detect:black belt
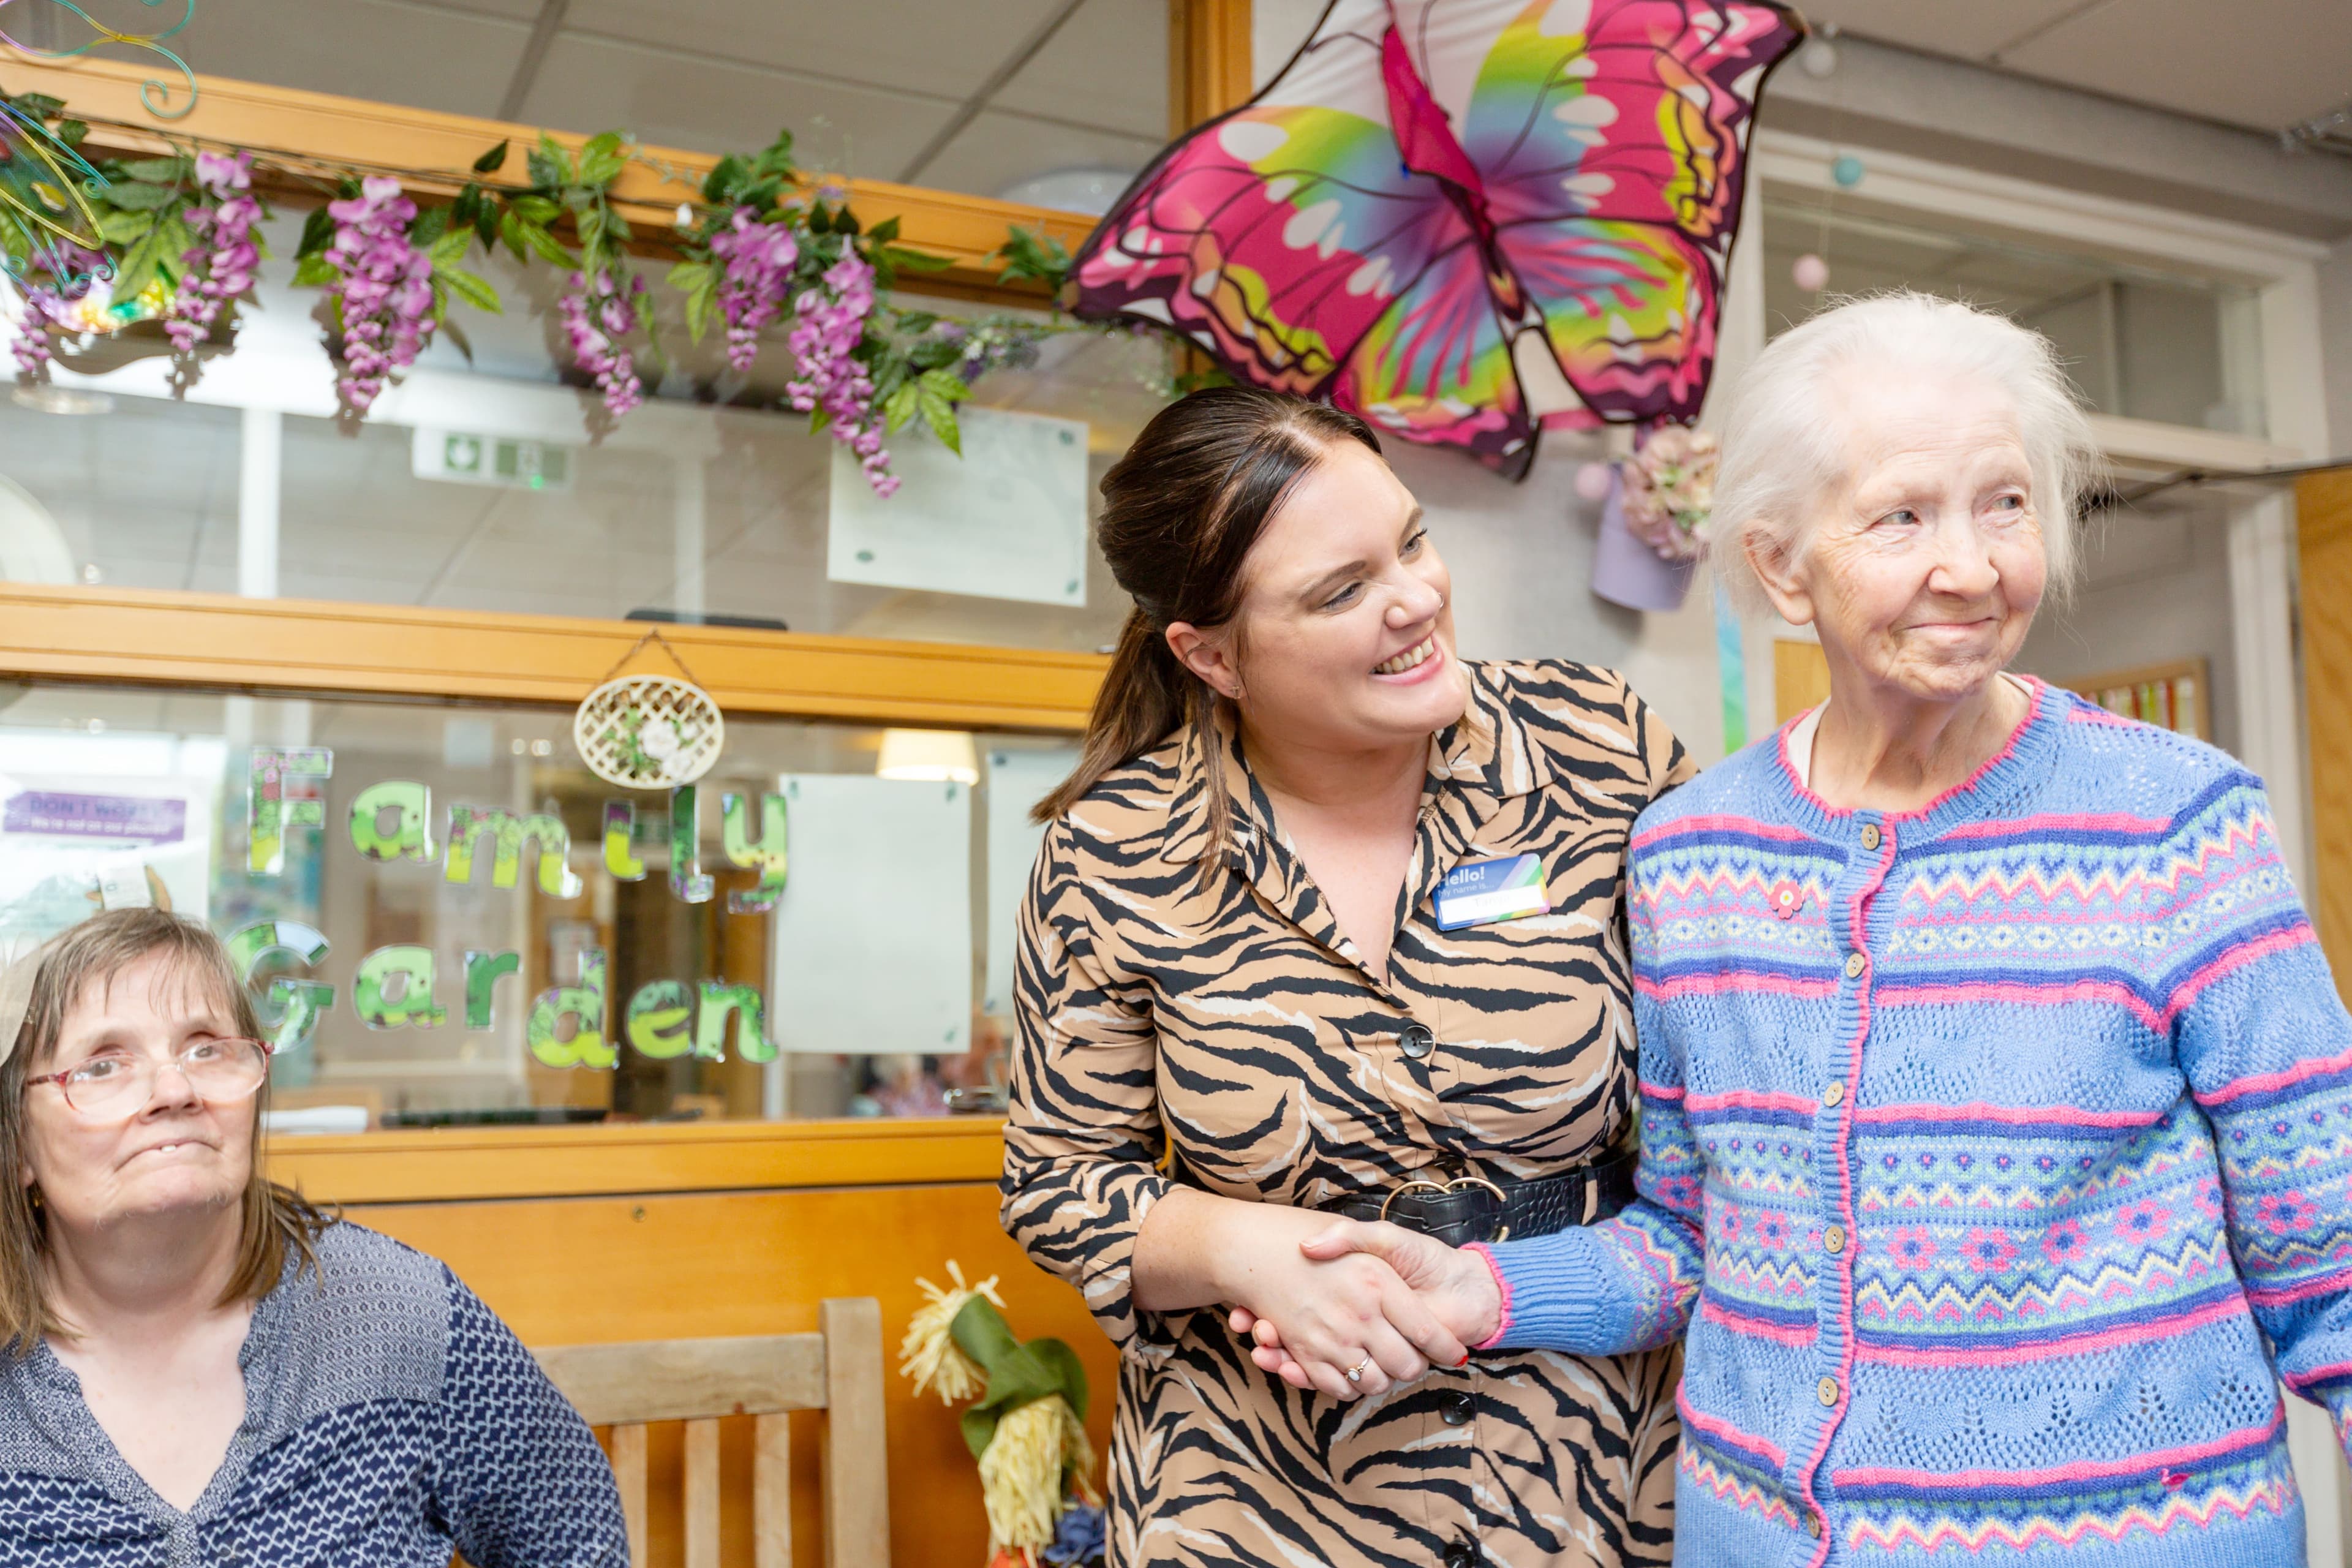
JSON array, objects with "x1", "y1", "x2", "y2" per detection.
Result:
[{"x1": 1321, "y1": 1149, "x2": 1638, "y2": 1248}]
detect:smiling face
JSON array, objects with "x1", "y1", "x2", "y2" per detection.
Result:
[
  {"x1": 1172, "y1": 439, "x2": 1465, "y2": 752},
  {"x1": 18, "y1": 951, "x2": 255, "y2": 1234},
  {"x1": 1759, "y1": 367, "x2": 2047, "y2": 704}
]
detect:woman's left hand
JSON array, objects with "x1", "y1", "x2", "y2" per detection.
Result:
[{"x1": 1229, "y1": 1219, "x2": 1503, "y2": 1387}]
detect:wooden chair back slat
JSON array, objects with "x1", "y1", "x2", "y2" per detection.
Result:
[
  {"x1": 683, "y1": 1418, "x2": 722, "y2": 1568},
  {"x1": 753, "y1": 1414, "x2": 792, "y2": 1568},
  {"x1": 610, "y1": 1423, "x2": 650, "y2": 1567},
  {"x1": 532, "y1": 1298, "x2": 889, "y2": 1568}
]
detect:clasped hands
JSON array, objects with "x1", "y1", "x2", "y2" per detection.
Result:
[{"x1": 1223, "y1": 1213, "x2": 1503, "y2": 1401}]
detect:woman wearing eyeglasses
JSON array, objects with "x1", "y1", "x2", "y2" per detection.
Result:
[{"x1": 0, "y1": 907, "x2": 625, "y2": 1567}]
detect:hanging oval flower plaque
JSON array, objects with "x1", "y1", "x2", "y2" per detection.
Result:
[{"x1": 573, "y1": 674, "x2": 724, "y2": 790}]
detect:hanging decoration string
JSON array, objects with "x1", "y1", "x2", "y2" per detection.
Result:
[{"x1": 0, "y1": 0, "x2": 200, "y2": 119}]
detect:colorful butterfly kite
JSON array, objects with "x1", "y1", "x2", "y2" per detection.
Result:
[{"x1": 1072, "y1": 0, "x2": 1800, "y2": 475}]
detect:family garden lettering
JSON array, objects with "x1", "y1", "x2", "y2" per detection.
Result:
[{"x1": 236, "y1": 748, "x2": 789, "y2": 1070}]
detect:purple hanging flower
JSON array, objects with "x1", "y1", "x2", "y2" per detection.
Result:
[
  {"x1": 325, "y1": 175, "x2": 437, "y2": 415},
  {"x1": 165, "y1": 149, "x2": 263, "y2": 359},
  {"x1": 11, "y1": 284, "x2": 59, "y2": 383},
  {"x1": 785, "y1": 251, "x2": 896, "y2": 496},
  {"x1": 559, "y1": 267, "x2": 646, "y2": 418},
  {"x1": 707, "y1": 205, "x2": 799, "y2": 372}
]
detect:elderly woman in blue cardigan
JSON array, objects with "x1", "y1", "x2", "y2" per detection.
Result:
[{"x1": 1237, "y1": 292, "x2": 2352, "y2": 1566}]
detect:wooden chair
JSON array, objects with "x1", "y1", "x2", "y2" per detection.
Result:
[{"x1": 533, "y1": 1298, "x2": 891, "y2": 1568}]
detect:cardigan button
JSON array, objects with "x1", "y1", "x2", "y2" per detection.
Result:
[
  {"x1": 1806, "y1": 1514, "x2": 1823, "y2": 1539},
  {"x1": 1861, "y1": 823, "x2": 1882, "y2": 851},
  {"x1": 1825, "y1": 1224, "x2": 1847, "y2": 1254},
  {"x1": 1817, "y1": 1376, "x2": 1840, "y2": 1406},
  {"x1": 1401, "y1": 1023, "x2": 1436, "y2": 1060},
  {"x1": 1822, "y1": 1081, "x2": 1845, "y2": 1109},
  {"x1": 1844, "y1": 952, "x2": 1866, "y2": 979}
]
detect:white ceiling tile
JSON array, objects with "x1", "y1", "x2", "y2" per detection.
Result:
[
  {"x1": 180, "y1": 0, "x2": 530, "y2": 117},
  {"x1": 518, "y1": 32, "x2": 957, "y2": 180},
  {"x1": 1996, "y1": 0, "x2": 2352, "y2": 132},
  {"x1": 991, "y1": 0, "x2": 1169, "y2": 141},
  {"x1": 557, "y1": 0, "x2": 1065, "y2": 103},
  {"x1": 917, "y1": 107, "x2": 1161, "y2": 206}
]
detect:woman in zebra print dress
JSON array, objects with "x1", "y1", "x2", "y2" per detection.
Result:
[{"x1": 1001, "y1": 388, "x2": 1692, "y2": 1568}]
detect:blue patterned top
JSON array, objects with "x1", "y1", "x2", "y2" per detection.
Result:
[
  {"x1": 1477, "y1": 680, "x2": 2352, "y2": 1566},
  {"x1": 0, "y1": 1220, "x2": 625, "y2": 1567}
]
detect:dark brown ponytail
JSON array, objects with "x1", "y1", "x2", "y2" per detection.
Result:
[{"x1": 1035, "y1": 386, "x2": 1382, "y2": 832}]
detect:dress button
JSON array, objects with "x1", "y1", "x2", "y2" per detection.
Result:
[
  {"x1": 1844, "y1": 951, "x2": 1866, "y2": 979},
  {"x1": 1442, "y1": 1392, "x2": 1475, "y2": 1427},
  {"x1": 1817, "y1": 1375, "x2": 1840, "y2": 1406},
  {"x1": 1822, "y1": 1080, "x2": 1845, "y2": 1108},
  {"x1": 1861, "y1": 823, "x2": 1882, "y2": 851},
  {"x1": 1444, "y1": 1544, "x2": 1477, "y2": 1568},
  {"x1": 1825, "y1": 1224, "x2": 1847, "y2": 1254},
  {"x1": 1806, "y1": 1513, "x2": 1823, "y2": 1539},
  {"x1": 1401, "y1": 1023, "x2": 1436, "y2": 1060}
]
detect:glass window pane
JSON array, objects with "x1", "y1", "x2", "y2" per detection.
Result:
[
  {"x1": 1760, "y1": 190, "x2": 2267, "y2": 436},
  {"x1": 0, "y1": 683, "x2": 1077, "y2": 1128},
  {"x1": 0, "y1": 208, "x2": 1169, "y2": 649}
]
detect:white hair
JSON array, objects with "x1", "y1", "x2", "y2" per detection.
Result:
[{"x1": 1708, "y1": 291, "x2": 2101, "y2": 616}]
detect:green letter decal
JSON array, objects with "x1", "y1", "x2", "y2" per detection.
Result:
[
  {"x1": 603, "y1": 800, "x2": 649, "y2": 881},
  {"x1": 462, "y1": 949, "x2": 522, "y2": 1030},
  {"x1": 225, "y1": 919, "x2": 334, "y2": 1054},
  {"x1": 624, "y1": 979, "x2": 695, "y2": 1058},
  {"x1": 247, "y1": 748, "x2": 333, "y2": 875},
  {"x1": 445, "y1": 805, "x2": 584, "y2": 897},
  {"x1": 695, "y1": 981, "x2": 778, "y2": 1063},
  {"x1": 528, "y1": 951, "x2": 615, "y2": 1069},
  {"x1": 353, "y1": 945, "x2": 446, "y2": 1030},
  {"x1": 669, "y1": 785, "x2": 714, "y2": 903},
  {"x1": 349, "y1": 781, "x2": 438, "y2": 864},
  {"x1": 721, "y1": 791, "x2": 788, "y2": 914}
]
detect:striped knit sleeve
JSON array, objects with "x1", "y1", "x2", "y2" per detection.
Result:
[
  {"x1": 1472, "y1": 837, "x2": 1704, "y2": 1354},
  {"x1": 2166, "y1": 772, "x2": 2352, "y2": 1457},
  {"x1": 999, "y1": 819, "x2": 1178, "y2": 1361}
]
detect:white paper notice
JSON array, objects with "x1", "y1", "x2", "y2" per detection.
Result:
[
  {"x1": 982, "y1": 745, "x2": 1079, "y2": 1016},
  {"x1": 766, "y1": 773, "x2": 973, "y2": 1055},
  {"x1": 826, "y1": 405, "x2": 1090, "y2": 607}
]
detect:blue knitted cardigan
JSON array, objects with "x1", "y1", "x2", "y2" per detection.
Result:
[{"x1": 1477, "y1": 679, "x2": 2352, "y2": 1566}]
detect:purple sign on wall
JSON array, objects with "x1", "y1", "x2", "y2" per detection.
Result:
[{"x1": 2, "y1": 791, "x2": 188, "y2": 845}]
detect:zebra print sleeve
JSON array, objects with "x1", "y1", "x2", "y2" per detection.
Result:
[{"x1": 1000, "y1": 817, "x2": 1179, "y2": 1360}]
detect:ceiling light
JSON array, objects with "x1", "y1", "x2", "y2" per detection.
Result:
[
  {"x1": 877, "y1": 728, "x2": 979, "y2": 784},
  {"x1": 996, "y1": 167, "x2": 1139, "y2": 218},
  {"x1": 11, "y1": 384, "x2": 113, "y2": 416}
]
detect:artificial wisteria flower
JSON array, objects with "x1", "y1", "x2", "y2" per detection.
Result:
[
  {"x1": 325, "y1": 175, "x2": 435, "y2": 414},
  {"x1": 707, "y1": 205, "x2": 797, "y2": 372},
  {"x1": 785, "y1": 251, "x2": 895, "y2": 496},
  {"x1": 559, "y1": 267, "x2": 646, "y2": 418},
  {"x1": 11, "y1": 284, "x2": 59, "y2": 382},
  {"x1": 166, "y1": 149, "x2": 263, "y2": 358}
]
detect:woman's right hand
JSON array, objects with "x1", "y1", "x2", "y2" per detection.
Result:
[
  {"x1": 1135, "y1": 1188, "x2": 1469, "y2": 1401},
  {"x1": 1229, "y1": 1220, "x2": 1504, "y2": 1385}
]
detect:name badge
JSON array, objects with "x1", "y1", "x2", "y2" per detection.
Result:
[{"x1": 1433, "y1": 853, "x2": 1551, "y2": 931}]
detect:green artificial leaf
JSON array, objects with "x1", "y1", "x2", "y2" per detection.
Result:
[
  {"x1": 297, "y1": 205, "x2": 335, "y2": 258},
  {"x1": 883, "y1": 244, "x2": 954, "y2": 274},
  {"x1": 516, "y1": 217, "x2": 574, "y2": 268},
  {"x1": 867, "y1": 216, "x2": 900, "y2": 245},
  {"x1": 473, "y1": 201, "x2": 498, "y2": 249},
  {"x1": 749, "y1": 129, "x2": 795, "y2": 179},
  {"x1": 410, "y1": 202, "x2": 453, "y2": 248},
  {"x1": 55, "y1": 119, "x2": 86, "y2": 148},
  {"x1": 499, "y1": 208, "x2": 528, "y2": 262},
  {"x1": 918, "y1": 372, "x2": 970, "y2": 455},
  {"x1": 702, "y1": 153, "x2": 748, "y2": 206},
  {"x1": 668, "y1": 259, "x2": 715, "y2": 341},
  {"x1": 105, "y1": 181, "x2": 177, "y2": 213},
  {"x1": 438, "y1": 265, "x2": 500, "y2": 313},
  {"x1": 428, "y1": 224, "x2": 473, "y2": 265},
  {"x1": 427, "y1": 274, "x2": 450, "y2": 326},
  {"x1": 96, "y1": 208, "x2": 153, "y2": 246},
  {"x1": 511, "y1": 194, "x2": 562, "y2": 224},
  {"x1": 110, "y1": 228, "x2": 164, "y2": 301},
  {"x1": 895, "y1": 309, "x2": 940, "y2": 334},
  {"x1": 807, "y1": 404, "x2": 832, "y2": 437},
  {"x1": 440, "y1": 311, "x2": 475, "y2": 363},
  {"x1": 291, "y1": 253, "x2": 339, "y2": 287},
  {"x1": 946, "y1": 1296, "x2": 1089, "y2": 1460},
  {"x1": 880, "y1": 379, "x2": 920, "y2": 434},
  {"x1": 471, "y1": 139, "x2": 510, "y2": 175},
  {"x1": 9, "y1": 93, "x2": 64, "y2": 121},
  {"x1": 527, "y1": 135, "x2": 573, "y2": 189},
  {"x1": 992, "y1": 225, "x2": 1072, "y2": 290},
  {"x1": 155, "y1": 211, "x2": 196, "y2": 272},
  {"x1": 578, "y1": 130, "x2": 628, "y2": 185},
  {"x1": 451, "y1": 186, "x2": 480, "y2": 228},
  {"x1": 120, "y1": 156, "x2": 186, "y2": 186},
  {"x1": 605, "y1": 207, "x2": 633, "y2": 241}
]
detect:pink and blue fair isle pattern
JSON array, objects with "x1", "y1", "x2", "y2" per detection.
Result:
[{"x1": 1472, "y1": 679, "x2": 2352, "y2": 1566}]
